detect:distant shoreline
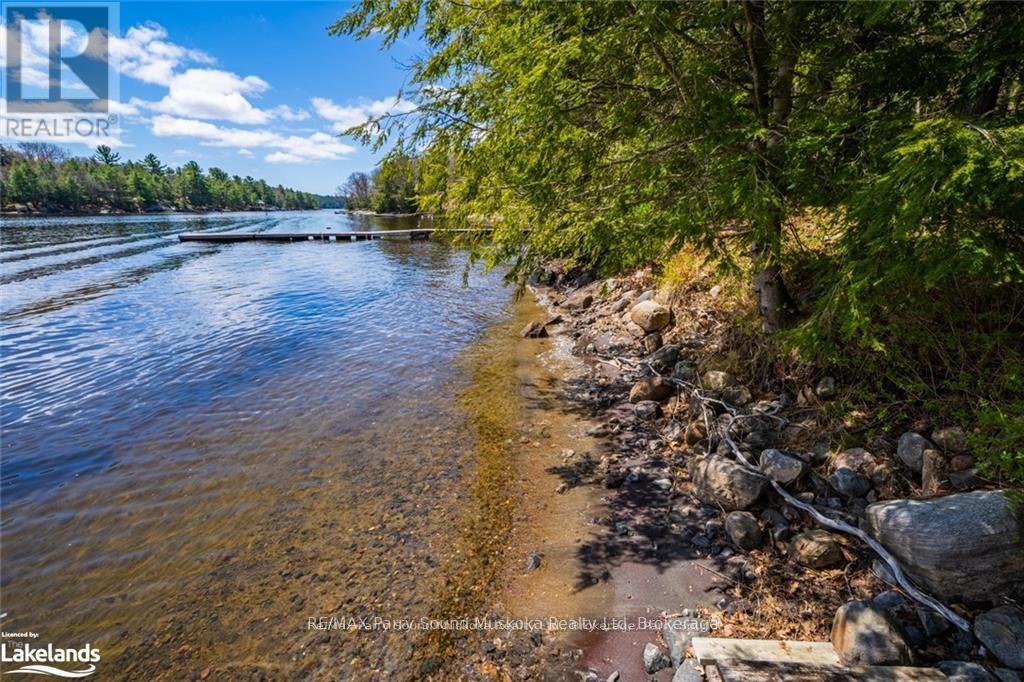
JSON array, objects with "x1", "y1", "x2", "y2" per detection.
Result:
[{"x1": 0, "y1": 207, "x2": 324, "y2": 218}]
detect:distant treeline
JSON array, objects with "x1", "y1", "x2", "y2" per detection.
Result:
[
  {"x1": 338, "y1": 151, "x2": 435, "y2": 214},
  {"x1": 0, "y1": 143, "x2": 319, "y2": 214}
]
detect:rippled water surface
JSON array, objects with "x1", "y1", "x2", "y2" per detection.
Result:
[{"x1": 0, "y1": 211, "x2": 513, "y2": 678}]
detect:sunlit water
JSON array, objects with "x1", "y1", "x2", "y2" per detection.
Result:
[{"x1": 0, "y1": 211, "x2": 514, "y2": 679}]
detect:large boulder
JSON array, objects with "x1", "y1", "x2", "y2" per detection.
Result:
[
  {"x1": 864, "y1": 491, "x2": 1024, "y2": 602},
  {"x1": 831, "y1": 600, "x2": 914, "y2": 666},
  {"x1": 563, "y1": 289, "x2": 594, "y2": 310},
  {"x1": 975, "y1": 605, "x2": 1024, "y2": 670},
  {"x1": 629, "y1": 376, "x2": 674, "y2": 403},
  {"x1": 690, "y1": 455, "x2": 768, "y2": 511},
  {"x1": 630, "y1": 300, "x2": 671, "y2": 332}
]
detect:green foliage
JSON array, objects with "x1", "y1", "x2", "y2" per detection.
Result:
[
  {"x1": 335, "y1": 0, "x2": 1024, "y2": 490},
  {"x1": 0, "y1": 146, "x2": 319, "y2": 213}
]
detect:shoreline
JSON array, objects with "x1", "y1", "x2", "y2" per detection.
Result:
[
  {"x1": 0, "y1": 207, "x2": 322, "y2": 218},
  {"x1": 500, "y1": 265, "x2": 1023, "y2": 679}
]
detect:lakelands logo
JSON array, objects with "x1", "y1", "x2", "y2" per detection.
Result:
[{"x1": 1, "y1": 642, "x2": 100, "y2": 677}]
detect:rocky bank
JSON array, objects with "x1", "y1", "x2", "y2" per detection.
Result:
[{"x1": 515, "y1": 262, "x2": 1024, "y2": 681}]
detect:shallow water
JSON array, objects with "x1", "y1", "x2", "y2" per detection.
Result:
[{"x1": 0, "y1": 211, "x2": 516, "y2": 678}]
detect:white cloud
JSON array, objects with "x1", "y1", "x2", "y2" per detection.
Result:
[
  {"x1": 269, "y1": 105, "x2": 310, "y2": 122},
  {"x1": 311, "y1": 96, "x2": 416, "y2": 133},
  {"x1": 237, "y1": 149, "x2": 254, "y2": 157},
  {"x1": 151, "y1": 115, "x2": 356, "y2": 164},
  {"x1": 145, "y1": 68, "x2": 271, "y2": 125},
  {"x1": 111, "y1": 22, "x2": 214, "y2": 87}
]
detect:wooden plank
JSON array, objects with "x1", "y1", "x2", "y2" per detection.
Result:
[
  {"x1": 692, "y1": 637, "x2": 840, "y2": 666},
  {"x1": 178, "y1": 228, "x2": 493, "y2": 243},
  {"x1": 713, "y1": 661, "x2": 947, "y2": 681}
]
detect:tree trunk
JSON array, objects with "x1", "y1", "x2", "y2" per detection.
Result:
[{"x1": 742, "y1": 0, "x2": 795, "y2": 332}]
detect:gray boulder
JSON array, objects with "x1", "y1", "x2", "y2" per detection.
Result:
[
  {"x1": 976, "y1": 605, "x2": 1024, "y2": 670},
  {"x1": 725, "y1": 511, "x2": 763, "y2": 550},
  {"x1": 830, "y1": 600, "x2": 914, "y2": 665},
  {"x1": 633, "y1": 401, "x2": 662, "y2": 421},
  {"x1": 759, "y1": 448, "x2": 804, "y2": 484},
  {"x1": 642, "y1": 642, "x2": 670, "y2": 674},
  {"x1": 864, "y1": 491, "x2": 1024, "y2": 602},
  {"x1": 690, "y1": 455, "x2": 768, "y2": 511},
  {"x1": 897, "y1": 431, "x2": 933, "y2": 472},
  {"x1": 630, "y1": 300, "x2": 670, "y2": 332},
  {"x1": 829, "y1": 467, "x2": 872, "y2": 498}
]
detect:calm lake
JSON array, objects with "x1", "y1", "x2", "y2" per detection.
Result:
[{"x1": 0, "y1": 211, "x2": 516, "y2": 678}]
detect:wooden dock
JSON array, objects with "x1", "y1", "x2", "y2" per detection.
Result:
[{"x1": 178, "y1": 228, "x2": 491, "y2": 243}]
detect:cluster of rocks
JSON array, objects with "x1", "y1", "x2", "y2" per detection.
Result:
[{"x1": 530, "y1": 273, "x2": 1024, "y2": 680}]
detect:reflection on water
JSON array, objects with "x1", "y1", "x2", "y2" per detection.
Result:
[{"x1": 0, "y1": 211, "x2": 512, "y2": 678}]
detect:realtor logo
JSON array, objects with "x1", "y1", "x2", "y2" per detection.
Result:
[{"x1": 3, "y1": 2, "x2": 118, "y2": 113}]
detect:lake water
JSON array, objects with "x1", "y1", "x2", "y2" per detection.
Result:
[{"x1": 0, "y1": 211, "x2": 517, "y2": 678}]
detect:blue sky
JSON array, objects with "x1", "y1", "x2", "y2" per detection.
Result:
[{"x1": 1, "y1": 1, "x2": 421, "y2": 194}]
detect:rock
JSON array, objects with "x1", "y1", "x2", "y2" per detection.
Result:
[
  {"x1": 816, "y1": 376, "x2": 838, "y2": 400},
  {"x1": 921, "y1": 449, "x2": 945, "y2": 496},
  {"x1": 722, "y1": 385, "x2": 753, "y2": 406},
  {"x1": 829, "y1": 467, "x2": 872, "y2": 498},
  {"x1": 949, "y1": 467, "x2": 985, "y2": 491},
  {"x1": 871, "y1": 590, "x2": 908, "y2": 613},
  {"x1": 950, "y1": 454, "x2": 976, "y2": 472},
  {"x1": 916, "y1": 605, "x2": 951, "y2": 638},
  {"x1": 629, "y1": 376, "x2": 674, "y2": 403},
  {"x1": 673, "y1": 360, "x2": 697, "y2": 381},
  {"x1": 642, "y1": 642, "x2": 670, "y2": 674},
  {"x1": 662, "y1": 618, "x2": 694, "y2": 666},
  {"x1": 526, "y1": 552, "x2": 541, "y2": 571},
  {"x1": 789, "y1": 530, "x2": 845, "y2": 568},
  {"x1": 703, "y1": 370, "x2": 737, "y2": 391},
  {"x1": 690, "y1": 455, "x2": 768, "y2": 511},
  {"x1": 684, "y1": 420, "x2": 707, "y2": 446},
  {"x1": 759, "y1": 449, "x2": 804, "y2": 484},
  {"x1": 976, "y1": 606, "x2": 1024, "y2": 670},
  {"x1": 932, "y1": 426, "x2": 969, "y2": 454},
  {"x1": 635, "y1": 289, "x2": 655, "y2": 303},
  {"x1": 864, "y1": 491, "x2": 1024, "y2": 602},
  {"x1": 897, "y1": 432, "x2": 933, "y2": 473},
  {"x1": 672, "y1": 660, "x2": 703, "y2": 682},
  {"x1": 996, "y1": 669, "x2": 1023, "y2": 682},
  {"x1": 830, "y1": 600, "x2": 914, "y2": 666},
  {"x1": 564, "y1": 290, "x2": 594, "y2": 310},
  {"x1": 938, "y1": 661, "x2": 996, "y2": 682},
  {"x1": 633, "y1": 401, "x2": 662, "y2": 421},
  {"x1": 833, "y1": 448, "x2": 877, "y2": 476},
  {"x1": 647, "y1": 344, "x2": 679, "y2": 373},
  {"x1": 520, "y1": 321, "x2": 549, "y2": 338},
  {"x1": 606, "y1": 672, "x2": 620, "y2": 682},
  {"x1": 630, "y1": 300, "x2": 671, "y2": 333},
  {"x1": 643, "y1": 333, "x2": 663, "y2": 353},
  {"x1": 725, "y1": 511, "x2": 763, "y2": 550}
]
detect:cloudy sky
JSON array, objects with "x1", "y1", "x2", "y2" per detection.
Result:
[{"x1": 1, "y1": 2, "x2": 420, "y2": 194}]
